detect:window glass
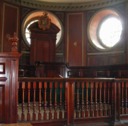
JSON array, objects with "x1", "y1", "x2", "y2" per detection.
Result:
[
  {"x1": 88, "y1": 9, "x2": 123, "y2": 50},
  {"x1": 99, "y1": 17, "x2": 122, "y2": 48}
]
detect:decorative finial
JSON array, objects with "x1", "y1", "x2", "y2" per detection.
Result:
[
  {"x1": 7, "y1": 32, "x2": 19, "y2": 52},
  {"x1": 38, "y1": 12, "x2": 51, "y2": 30}
]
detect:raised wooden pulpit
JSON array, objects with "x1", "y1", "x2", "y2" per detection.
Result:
[{"x1": 29, "y1": 13, "x2": 60, "y2": 65}]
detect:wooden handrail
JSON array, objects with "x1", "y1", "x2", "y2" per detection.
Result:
[{"x1": 17, "y1": 77, "x2": 128, "y2": 125}]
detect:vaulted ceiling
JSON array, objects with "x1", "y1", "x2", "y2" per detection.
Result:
[{"x1": 5, "y1": 0, "x2": 126, "y2": 11}]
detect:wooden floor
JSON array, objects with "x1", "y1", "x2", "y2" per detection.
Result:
[{"x1": 0, "y1": 123, "x2": 32, "y2": 126}]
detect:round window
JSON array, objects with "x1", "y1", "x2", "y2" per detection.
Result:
[
  {"x1": 22, "y1": 11, "x2": 63, "y2": 47},
  {"x1": 88, "y1": 9, "x2": 123, "y2": 50}
]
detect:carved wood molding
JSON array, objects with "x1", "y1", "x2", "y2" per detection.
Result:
[{"x1": 5, "y1": 0, "x2": 126, "y2": 11}]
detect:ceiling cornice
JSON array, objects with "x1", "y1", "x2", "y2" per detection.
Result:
[{"x1": 5, "y1": 0, "x2": 126, "y2": 11}]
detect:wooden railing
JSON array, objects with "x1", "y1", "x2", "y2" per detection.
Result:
[{"x1": 18, "y1": 77, "x2": 128, "y2": 126}]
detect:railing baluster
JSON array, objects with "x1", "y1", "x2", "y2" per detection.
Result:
[
  {"x1": 81, "y1": 81, "x2": 85, "y2": 118},
  {"x1": 85, "y1": 81, "x2": 89, "y2": 117},
  {"x1": 33, "y1": 81, "x2": 37, "y2": 121},
  {"x1": 54, "y1": 82, "x2": 58, "y2": 119},
  {"x1": 27, "y1": 82, "x2": 31, "y2": 121},
  {"x1": 99, "y1": 81, "x2": 103, "y2": 116},
  {"x1": 124, "y1": 82, "x2": 127, "y2": 114},
  {"x1": 103, "y1": 81, "x2": 107, "y2": 116},
  {"x1": 17, "y1": 82, "x2": 19, "y2": 121},
  {"x1": 76, "y1": 82, "x2": 80, "y2": 118},
  {"x1": 90, "y1": 81, "x2": 94, "y2": 117},
  {"x1": 64, "y1": 82, "x2": 67, "y2": 119},
  {"x1": 38, "y1": 82, "x2": 42, "y2": 120},
  {"x1": 59, "y1": 82, "x2": 63, "y2": 119},
  {"x1": 121, "y1": 82, "x2": 124, "y2": 114},
  {"x1": 49, "y1": 81, "x2": 53, "y2": 120},
  {"x1": 44, "y1": 81, "x2": 47, "y2": 120},
  {"x1": 107, "y1": 82, "x2": 111, "y2": 116},
  {"x1": 127, "y1": 82, "x2": 128, "y2": 114},
  {"x1": 21, "y1": 81, "x2": 25, "y2": 121},
  {"x1": 94, "y1": 82, "x2": 98, "y2": 117}
]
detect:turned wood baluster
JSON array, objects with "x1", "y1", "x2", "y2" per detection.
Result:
[
  {"x1": 85, "y1": 82, "x2": 89, "y2": 117},
  {"x1": 27, "y1": 82, "x2": 31, "y2": 121},
  {"x1": 94, "y1": 82, "x2": 98, "y2": 117},
  {"x1": 76, "y1": 82, "x2": 80, "y2": 118},
  {"x1": 44, "y1": 82, "x2": 47, "y2": 120},
  {"x1": 99, "y1": 81, "x2": 103, "y2": 116},
  {"x1": 33, "y1": 81, "x2": 37, "y2": 121},
  {"x1": 38, "y1": 82, "x2": 42, "y2": 120},
  {"x1": 49, "y1": 82, "x2": 53, "y2": 120},
  {"x1": 121, "y1": 82, "x2": 124, "y2": 114},
  {"x1": 81, "y1": 82, "x2": 85, "y2": 118},
  {"x1": 103, "y1": 82, "x2": 107, "y2": 116},
  {"x1": 127, "y1": 82, "x2": 128, "y2": 114},
  {"x1": 124, "y1": 82, "x2": 128, "y2": 114},
  {"x1": 59, "y1": 82, "x2": 63, "y2": 119},
  {"x1": 54, "y1": 82, "x2": 58, "y2": 119},
  {"x1": 21, "y1": 82, "x2": 25, "y2": 121},
  {"x1": 64, "y1": 83, "x2": 67, "y2": 119},
  {"x1": 107, "y1": 82, "x2": 111, "y2": 116},
  {"x1": 17, "y1": 82, "x2": 19, "y2": 121},
  {"x1": 90, "y1": 81, "x2": 94, "y2": 117}
]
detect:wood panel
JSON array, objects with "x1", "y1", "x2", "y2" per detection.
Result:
[
  {"x1": 0, "y1": 85, "x2": 4, "y2": 123},
  {"x1": 3, "y1": 3, "x2": 19, "y2": 52},
  {"x1": 87, "y1": 53, "x2": 125, "y2": 66},
  {"x1": 30, "y1": 23, "x2": 59, "y2": 65},
  {"x1": 0, "y1": 52, "x2": 20, "y2": 123},
  {"x1": 66, "y1": 13, "x2": 84, "y2": 66},
  {"x1": 0, "y1": 0, "x2": 4, "y2": 52}
]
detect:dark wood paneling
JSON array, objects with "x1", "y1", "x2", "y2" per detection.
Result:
[
  {"x1": 0, "y1": 52, "x2": 20, "y2": 123},
  {"x1": 3, "y1": 3, "x2": 19, "y2": 52},
  {"x1": 0, "y1": 85, "x2": 4, "y2": 123},
  {"x1": 30, "y1": 23, "x2": 59, "y2": 65},
  {"x1": 87, "y1": 53, "x2": 125, "y2": 66},
  {"x1": 67, "y1": 13, "x2": 83, "y2": 66},
  {"x1": 0, "y1": 0, "x2": 3, "y2": 52}
]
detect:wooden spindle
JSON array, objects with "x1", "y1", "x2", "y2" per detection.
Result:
[
  {"x1": 85, "y1": 82, "x2": 89, "y2": 117},
  {"x1": 103, "y1": 82, "x2": 107, "y2": 116},
  {"x1": 76, "y1": 82, "x2": 80, "y2": 118},
  {"x1": 124, "y1": 82, "x2": 127, "y2": 114},
  {"x1": 121, "y1": 82, "x2": 125, "y2": 114},
  {"x1": 54, "y1": 82, "x2": 58, "y2": 119},
  {"x1": 21, "y1": 82, "x2": 25, "y2": 121},
  {"x1": 44, "y1": 81, "x2": 47, "y2": 120},
  {"x1": 49, "y1": 82, "x2": 53, "y2": 120},
  {"x1": 94, "y1": 82, "x2": 98, "y2": 117},
  {"x1": 99, "y1": 81, "x2": 103, "y2": 116},
  {"x1": 59, "y1": 82, "x2": 63, "y2": 119},
  {"x1": 38, "y1": 82, "x2": 42, "y2": 120},
  {"x1": 64, "y1": 83, "x2": 67, "y2": 119},
  {"x1": 81, "y1": 82, "x2": 85, "y2": 118},
  {"x1": 17, "y1": 82, "x2": 19, "y2": 121},
  {"x1": 33, "y1": 81, "x2": 37, "y2": 121},
  {"x1": 107, "y1": 82, "x2": 111, "y2": 116},
  {"x1": 127, "y1": 82, "x2": 128, "y2": 114},
  {"x1": 27, "y1": 82, "x2": 31, "y2": 121},
  {"x1": 90, "y1": 81, "x2": 94, "y2": 117}
]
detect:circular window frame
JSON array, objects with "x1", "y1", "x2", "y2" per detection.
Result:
[
  {"x1": 87, "y1": 8, "x2": 123, "y2": 51},
  {"x1": 21, "y1": 10, "x2": 64, "y2": 47}
]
